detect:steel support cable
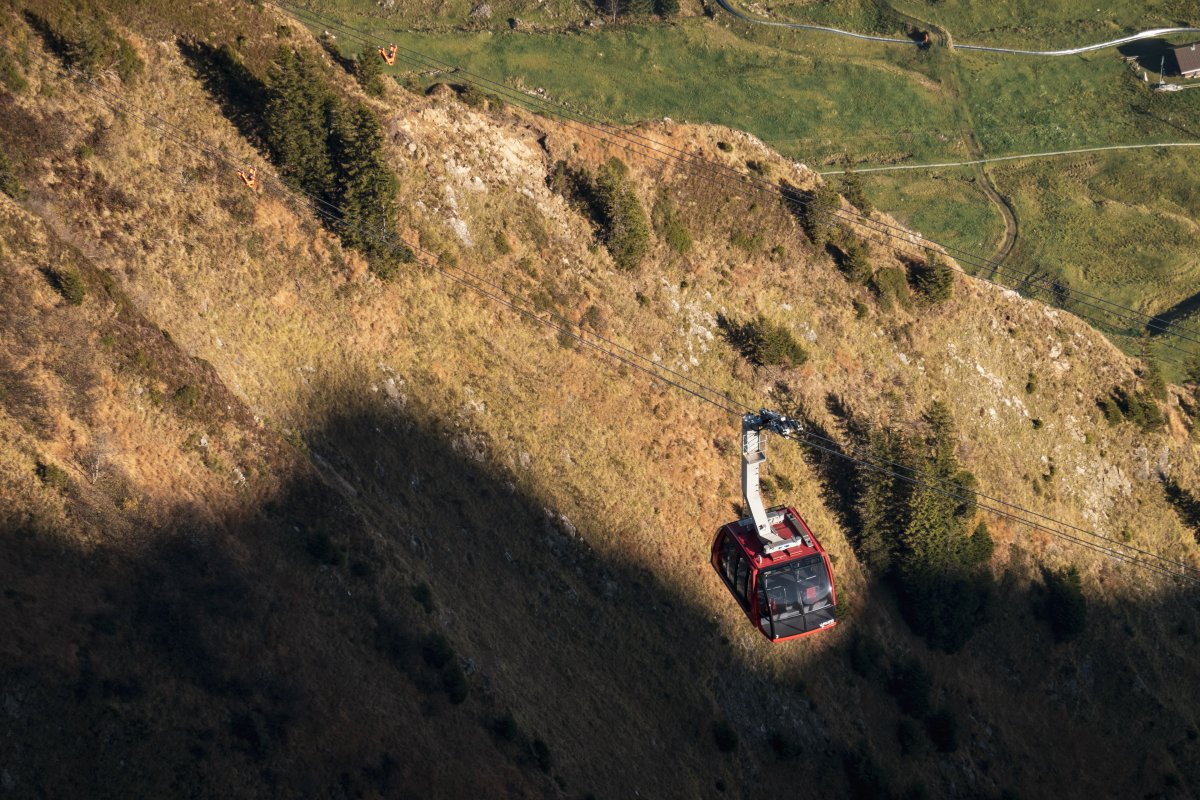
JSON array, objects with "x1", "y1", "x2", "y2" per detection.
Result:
[
  {"x1": 283, "y1": 4, "x2": 1200, "y2": 350},
  {"x1": 799, "y1": 436, "x2": 1198, "y2": 582},
  {"x1": 80, "y1": 76, "x2": 1200, "y2": 585},
  {"x1": 794, "y1": 426, "x2": 1200, "y2": 580},
  {"x1": 288, "y1": 5, "x2": 1200, "y2": 350},
  {"x1": 87, "y1": 73, "x2": 1200, "y2": 582},
  {"x1": 82, "y1": 77, "x2": 744, "y2": 418},
  {"x1": 79, "y1": 77, "x2": 734, "y2": 413},
  {"x1": 284, "y1": 9, "x2": 1200, "y2": 353}
]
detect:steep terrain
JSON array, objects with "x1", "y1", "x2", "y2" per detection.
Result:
[{"x1": 2, "y1": 1, "x2": 1200, "y2": 797}]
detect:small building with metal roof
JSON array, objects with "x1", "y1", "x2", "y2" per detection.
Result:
[{"x1": 1173, "y1": 42, "x2": 1200, "y2": 78}]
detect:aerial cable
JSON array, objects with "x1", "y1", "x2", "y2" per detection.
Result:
[
  {"x1": 800, "y1": 436, "x2": 1199, "y2": 583},
  {"x1": 290, "y1": 9, "x2": 1200, "y2": 347},
  {"x1": 285, "y1": 4, "x2": 1200, "y2": 351},
  {"x1": 80, "y1": 76, "x2": 745, "y2": 419},
  {"x1": 282, "y1": 4, "x2": 1200, "y2": 352},
  {"x1": 300, "y1": 13, "x2": 1200, "y2": 352},
  {"x1": 77, "y1": 73, "x2": 1200, "y2": 585},
  {"x1": 795, "y1": 426, "x2": 1200, "y2": 580}
]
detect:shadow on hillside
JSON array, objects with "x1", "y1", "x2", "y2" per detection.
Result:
[
  {"x1": 791, "y1": 395, "x2": 863, "y2": 538},
  {"x1": 1164, "y1": 477, "x2": 1200, "y2": 543},
  {"x1": 4, "y1": 386, "x2": 1200, "y2": 797},
  {"x1": 315, "y1": 34, "x2": 357, "y2": 76},
  {"x1": 178, "y1": 38, "x2": 269, "y2": 150},
  {"x1": 1147, "y1": 289, "x2": 1200, "y2": 337},
  {"x1": 21, "y1": 11, "x2": 73, "y2": 69},
  {"x1": 1118, "y1": 37, "x2": 1182, "y2": 75},
  {"x1": 0, "y1": 390, "x2": 873, "y2": 797}
]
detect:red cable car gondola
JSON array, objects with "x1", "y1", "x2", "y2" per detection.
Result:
[{"x1": 710, "y1": 411, "x2": 838, "y2": 641}]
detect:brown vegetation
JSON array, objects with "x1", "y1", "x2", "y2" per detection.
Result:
[{"x1": 1, "y1": 1, "x2": 1199, "y2": 797}]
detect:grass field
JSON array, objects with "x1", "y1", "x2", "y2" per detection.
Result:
[
  {"x1": 308, "y1": 17, "x2": 970, "y2": 164},
  {"x1": 847, "y1": 147, "x2": 1200, "y2": 377},
  {"x1": 992, "y1": 148, "x2": 1200, "y2": 313},
  {"x1": 957, "y1": 48, "x2": 1200, "y2": 154},
  {"x1": 765, "y1": 0, "x2": 1197, "y2": 47},
  {"x1": 289, "y1": 1, "x2": 1200, "y2": 373},
  {"x1": 891, "y1": 0, "x2": 1197, "y2": 47},
  {"x1": 858, "y1": 169, "x2": 1005, "y2": 254},
  {"x1": 300, "y1": 0, "x2": 597, "y2": 28}
]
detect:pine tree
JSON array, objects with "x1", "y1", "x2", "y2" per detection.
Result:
[
  {"x1": 910, "y1": 253, "x2": 954, "y2": 305},
  {"x1": 263, "y1": 50, "x2": 409, "y2": 278},
  {"x1": 354, "y1": 49, "x2": 384, "y2": 97},
  {"x1": 891, "y1": 402, "x2": 992, "y2": 651},
  {"x1": 264, "y1": 49, "x2": 335, "y2": 200},
  {"x1": 800, "y1": 182, "x2": 839, "y2": 249},
  {"x1": 329, "y1": 106, "x2": 398, "y2": 255},
  {"x1": 855, "y1": 428, "x2": 912, "y2": 574},
  {"x1": 654, "y1": 0, "x2": 680, "y2": 15},
  {"x1": 840, "y1": 235, "x2": 872, "y2": 284},
  {"x1": 329, "y1": 104, "x2": 409, "y2": 276},
  {"x1": 595, "y1": 158, "x2": 650, "y2": 271}
]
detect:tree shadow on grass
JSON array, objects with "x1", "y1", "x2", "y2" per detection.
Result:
[
  {"x1": 5, "y1": 380, "x2": 1200, "y2": 797},
  {"x1": 1118, "y1": 37, "x2": 1182, "y2": 75},
  {"x1": 1, "y1": 386, "x2": 872, "y2": 797},
  {"x1": 1164, "y1": 477, "x2": 1200, "y2": 543},
  {"x1": 177, "y1": 38, "x2": 269, "y2": 150}
]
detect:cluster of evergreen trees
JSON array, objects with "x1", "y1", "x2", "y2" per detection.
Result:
[
  {"x1": 26, "y1": 4, "x2": 143, "y2": 84},
  {"x1": 789, "y1": 179, "x2": 954, "y2": 308},
  {"x1": 263, "y1": 49, "x2": 409, "y2": 278},
  {"x1": 855, "y1": 402, "x2": 994, "y2": 652},
  {"x1": 718, "y1": 314, "x2": 808, "y2": 368},
  {"x1": 595, "y1": 0, "x2": 680, "y2": 19},
  {"x1": 549, "y1": 157, "x2": 651, "y2": 271},
  {"x1": 593, "y1": 158, "x2": 651, "y2": 271}
]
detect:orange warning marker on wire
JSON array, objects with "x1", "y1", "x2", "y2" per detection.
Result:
[
  {"x1": 237, "y1": 166, "x2": 257, "y2": 189},
  {"x1": 378, "y1": 44, "x2": 397, "y2": 65}
]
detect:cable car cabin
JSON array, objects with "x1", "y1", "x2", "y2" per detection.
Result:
[{"x1": 711, "y1": 507, "x2": 837, "y2": 641}]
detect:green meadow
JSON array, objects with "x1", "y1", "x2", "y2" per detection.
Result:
[{"x1": 291, "y1": 1, "x2": 1200, "y2": 369}]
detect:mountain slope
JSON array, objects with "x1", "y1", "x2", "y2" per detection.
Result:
[{"x1": 2, "y1": 2, "x2": 1199, "y2": 797}]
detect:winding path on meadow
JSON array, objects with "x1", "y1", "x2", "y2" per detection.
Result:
[
  {"x1": 815, "y1": 141, "x2": 1200, "y2": 175},
  {"x1": 713, "y1": 0, "x2": 1200, "y2": 56},
  {"x1": 714, "y1": 0, "x2": 1198, "y2": 269}
]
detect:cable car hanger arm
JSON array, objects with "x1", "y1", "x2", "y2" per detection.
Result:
[{"x1": 742, "y1": 410, "x2": 808, "y2": 551}]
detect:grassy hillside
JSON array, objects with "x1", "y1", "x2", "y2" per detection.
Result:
[
  {"x1": 2, "y1": 1, "x2": 1200, "y2": 797},
  {"x1": 290, "y1": 1, "x2": 1200, "y2": 371}
]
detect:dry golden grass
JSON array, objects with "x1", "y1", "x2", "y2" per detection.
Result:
[{"x1": 3, "y1": 2, "x2": 1200, "y2": 796}]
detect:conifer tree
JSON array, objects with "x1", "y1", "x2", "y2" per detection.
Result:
[
  {"x1": 329, "y1": 105, "x2": 400, "y2": 261},
  {"x1": 594, "y1": 158, "x2": 650, "y2": 271},
  {"x1": 840, "y1": 235, "x2": 872, "y2": 284},
  {"x1": 910, "y1": 253, "x2": 954, "y2": 305},
  {"x1": 855, "y1": 428, "x2": 911, "y2": 574},
  {"x1": 263, "y1": 50, "x2": 408, "y2": 277},
  {"x1": 801, "y1": 182, "x2": 839, "y2": 249},
  {"x1": 854, "y1": 406, "x2": 1000, "y2": 652},
  {"x1": 354, "y1": 49, "x2": 385, "y2": 97},
  {"x1": 264, "y1": 48, "x2": 334, "y2": 200}
]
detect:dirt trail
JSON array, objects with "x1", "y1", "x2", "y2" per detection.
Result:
[{"x1": 715, "y1": 0, "x2": 1199, "y2": 56}]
